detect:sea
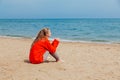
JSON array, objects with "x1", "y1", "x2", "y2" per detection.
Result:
[{"x1": 0, "y1": 18, "x2": 120, "y2": 44}]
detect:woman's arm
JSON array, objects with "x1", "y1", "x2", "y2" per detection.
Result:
[{"x1": 45, "y1": 39, "x2": 59, "y2": 54}]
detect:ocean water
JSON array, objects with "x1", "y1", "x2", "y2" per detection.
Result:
[{"x1": 0, "y1": 18, "x2": 120, "y2": 43}]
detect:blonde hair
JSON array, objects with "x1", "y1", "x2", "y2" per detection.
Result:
[{"x1": 32, "y1": 27, "x2": 50, "y2": 46}]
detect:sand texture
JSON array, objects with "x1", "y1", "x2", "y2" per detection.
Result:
[{"x1": 0, "y1": 37, "x2": 120, "y2": 80}]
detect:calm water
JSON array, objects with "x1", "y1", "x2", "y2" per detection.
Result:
[{"x1": 0, "y1": 18, "x2": 120, "y2": 43}]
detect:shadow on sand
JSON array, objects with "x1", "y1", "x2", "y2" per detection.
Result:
[{"x1": 24, "y1": 59, "x2": 56, "y2": 64}]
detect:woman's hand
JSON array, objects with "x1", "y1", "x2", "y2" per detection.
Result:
[{"x1": 55, "y1": 38, "x2": 60, "y2": 41}]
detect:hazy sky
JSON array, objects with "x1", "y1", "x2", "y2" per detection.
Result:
[{"x1": 0, "y1": 0, "x2": 120, "y2": 18}]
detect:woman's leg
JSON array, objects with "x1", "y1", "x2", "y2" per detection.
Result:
[
  {"x1": 50, "y1": 53, "x2": 60, "y2": 62},
  {"x1": 43, "y1": 52, "x2": 49, "y2": 61}
]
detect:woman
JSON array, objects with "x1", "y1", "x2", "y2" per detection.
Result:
[{"x1": 29, "y1": 28, "x2": 60, "y2": 64}]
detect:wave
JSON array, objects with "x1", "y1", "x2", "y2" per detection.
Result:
[
  {"x1": 0, "y1": 35, "x2": 119, "y2": 44},
  {"x1": 1, "y1": 35, "x2": 32, "y2": 39}
]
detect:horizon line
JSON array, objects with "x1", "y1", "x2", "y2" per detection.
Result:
[{"x1": 0, "y1": 17, "x2": 120, "y2": 20}]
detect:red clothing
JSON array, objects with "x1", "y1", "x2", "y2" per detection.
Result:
[{"x1": 29, "y1": 38, "x2": 59, "y2": 64}]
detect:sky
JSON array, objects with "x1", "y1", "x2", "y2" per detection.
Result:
[{"x1": 0, "y1": 0, "x2": 120, "y2": 19}]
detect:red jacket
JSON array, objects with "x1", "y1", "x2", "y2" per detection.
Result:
[{"x1": 29, "y1": 38, "x2": 59, "y2": 64}]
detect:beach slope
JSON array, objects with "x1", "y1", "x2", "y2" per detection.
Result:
[{"x1": 0, "y1": 37, "x2": 120, "y2": 80}]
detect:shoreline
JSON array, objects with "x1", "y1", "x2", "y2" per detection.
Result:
[{"x1": 0, "y1": 35, "x2": 120, "y2": 45}]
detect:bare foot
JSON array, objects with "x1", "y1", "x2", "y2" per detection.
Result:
[{"x1": 56, "y1": 59, "x2": 64, "y2": 63}]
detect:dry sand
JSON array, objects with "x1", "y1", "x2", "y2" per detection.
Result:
[{"x1": 0, "y1": 37, "x2": 120, "y2": 80}]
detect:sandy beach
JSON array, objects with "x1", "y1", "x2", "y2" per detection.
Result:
[{"x1": 0, "y1": 37, "x2": 120, "y2": 80}]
